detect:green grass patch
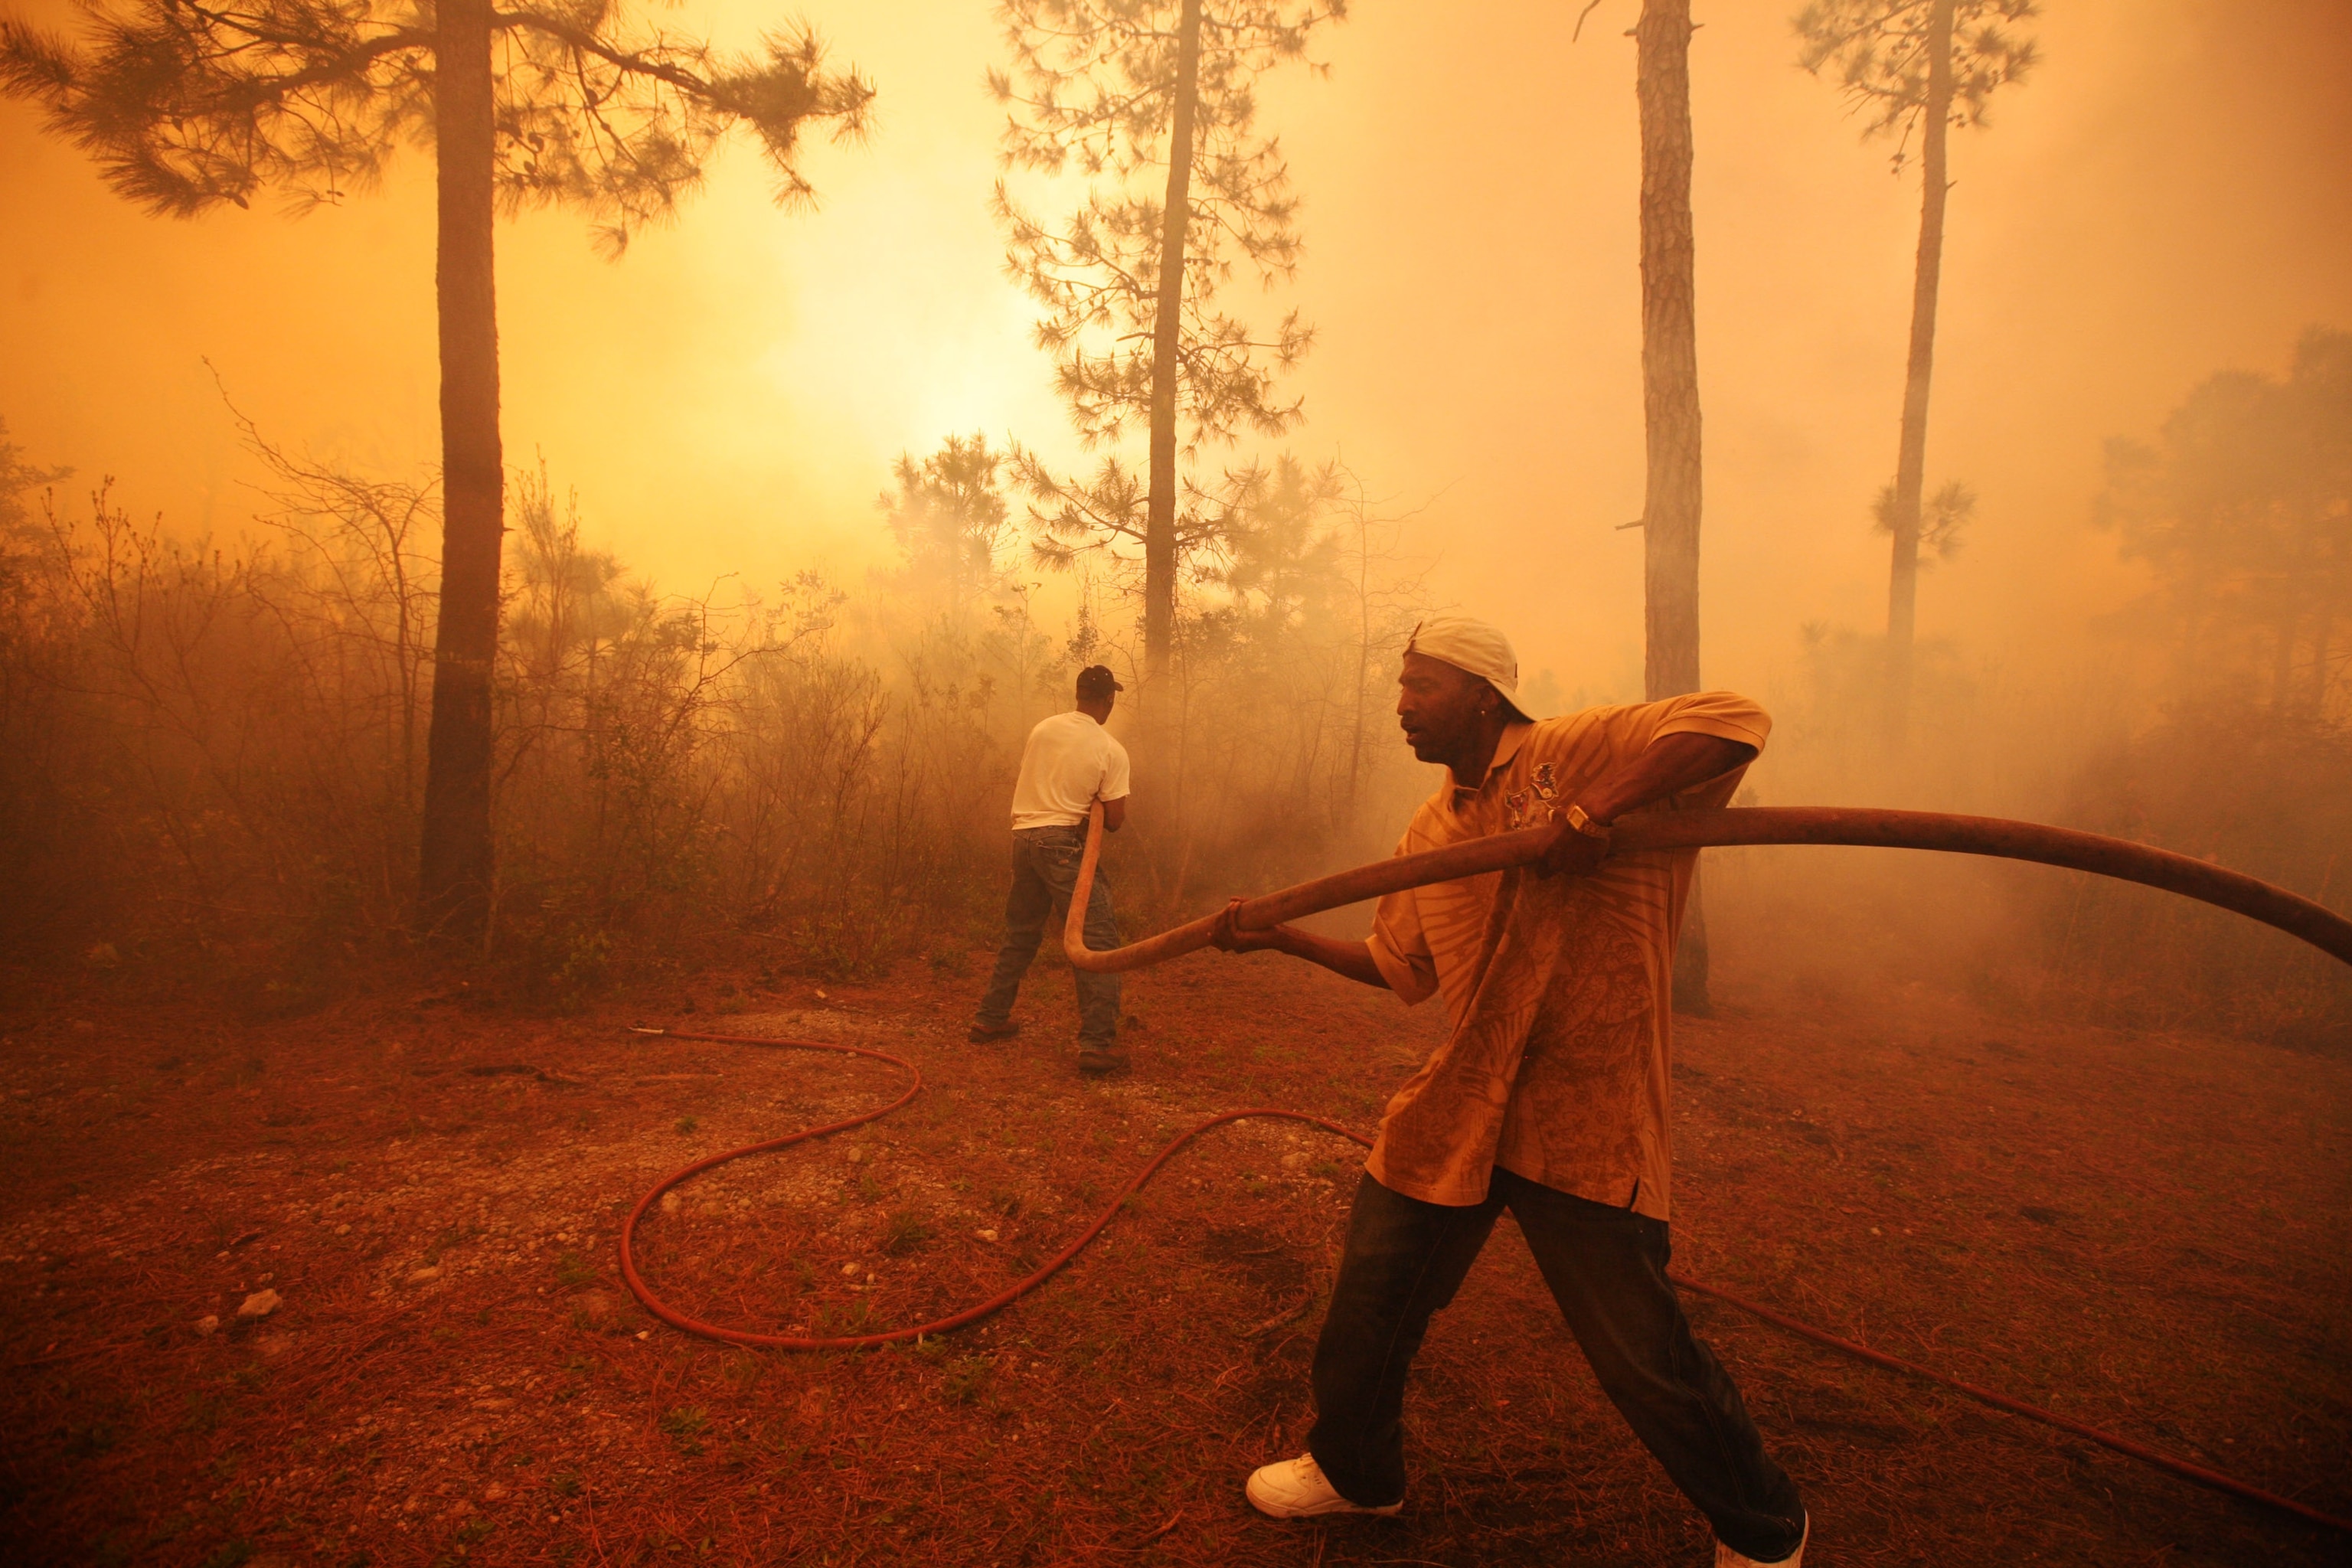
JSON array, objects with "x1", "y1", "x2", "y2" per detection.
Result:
[
  {"x1": 939, "y1": 1356, "x2": 995, "y2": 1406},
  {"x1": 880, "y1": 1210, "x2": 933, "y2": 1256},
  {"x1": 659, "y1": 1406, "x2": 710, "y2": 1455}
]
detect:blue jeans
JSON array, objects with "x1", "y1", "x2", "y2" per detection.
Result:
[
  {"x1": 1308, "y1": 1168, "x2": 1805, "y2": 1561},
  {"x1": 975, "y1": 825, "x2": 1122, "y2": 1047}
]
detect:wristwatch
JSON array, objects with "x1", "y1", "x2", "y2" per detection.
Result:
[{"x1": 1560, "y1": 803, "x2": 1613, "y2": 843}]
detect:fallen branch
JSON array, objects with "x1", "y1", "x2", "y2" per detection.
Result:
[
  {"x1": 467, "y1": 1063, "x2": 591, "y2": 1086},
  {"x1": 1244, "y1": 1295, "x2": 1312, "y2": 1337}
]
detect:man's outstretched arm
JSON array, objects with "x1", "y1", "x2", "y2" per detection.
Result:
[
  {"x1": 1210, "y1": 900, "x2": 1392, "y2": 990},
  {"x1": 1207, "y1": 729, "x2": 1756, "y2": 979},
  {"x1": 1534, "y1": 730, "x2": 1758, "y2": 878}
]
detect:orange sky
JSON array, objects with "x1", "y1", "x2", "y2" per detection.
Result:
[{"x1": 2, "y1": 0, "x2": 2347, "y2": 701}]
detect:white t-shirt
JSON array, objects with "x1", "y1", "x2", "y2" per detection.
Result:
[{"x1": 1009, "y1": 710, "x2": 1132, "y2": 830}]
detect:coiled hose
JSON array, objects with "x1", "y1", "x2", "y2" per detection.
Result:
[{"x1": 622, "y1": 805, "x2": 2352, "y2": 1534}]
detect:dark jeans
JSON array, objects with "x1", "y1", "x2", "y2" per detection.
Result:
[
  {"x1": 975, "y1": 825, "x2": 1122, "y2": 1047},
  {"x1": 1308, "y1": 1168, "x2": 1805, "y2": 1562}
]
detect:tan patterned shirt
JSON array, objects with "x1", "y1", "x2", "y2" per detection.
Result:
[{"x1": 1363, "y1": 694, "x2": 1770, "y2": 1220}]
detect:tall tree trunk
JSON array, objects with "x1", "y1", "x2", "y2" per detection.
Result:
[
  {"x1": 1885, "y1": 0, "x2": 1954, "y2": 740},
  {"x1": 1635, "y1": 0, "x2": 1710, "y2": 1012},
  {"x1": 1144, "y1": 0, "x2": 1204, "y2": 682},
  {"x1": 417, "y1": 0, "x2": 505, "y2": 939},
  {"x1": 1636, "y1": 0, "x2": 1700, "y2": 704}
]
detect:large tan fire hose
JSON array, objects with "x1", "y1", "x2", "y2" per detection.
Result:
[{"x1": 1061, "y1": 802, "x2": 2352, "y2": 971}]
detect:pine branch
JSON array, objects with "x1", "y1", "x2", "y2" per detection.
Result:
[{"x1": 1, "y1": 0, "x2": 870, "y2": 240}]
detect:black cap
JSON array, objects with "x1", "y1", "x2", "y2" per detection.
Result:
[{"x1": 1076, "y1": 664, "x2": 1124, "y2": 700}]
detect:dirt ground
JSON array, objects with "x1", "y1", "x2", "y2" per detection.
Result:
[{"x1": 4, "y1": 943, "x2": 2348, "y2": 1567}]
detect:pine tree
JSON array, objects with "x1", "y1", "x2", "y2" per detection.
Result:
[
  {"x1": 1795, "y1": 0, "x2": 2036, "y2": 737},
  {"x1": 2, "y1": 0, "x2": 871, "y2": 935},
  {"x1": 881, "y1": 433, "x2": 1016, "y2": 609},
  {"x1": 2100, "y1": 327, "x2": 2352, "y2": 719},
  {"x1": 991, "y1": 0, "x2": 1344, "y2": 681}
]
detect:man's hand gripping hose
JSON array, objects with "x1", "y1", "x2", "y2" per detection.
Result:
[{"x1": 622, "y1": 803, "x2": 2352, "y2": 1534}]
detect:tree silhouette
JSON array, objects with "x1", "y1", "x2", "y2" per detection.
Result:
[
  {"x1": 2, "y1": 0, "x2": 872, "y2": 934},
  {"x1": 2099, "y1": 326, "x2": 2352, "y2": 718},
  {"x1": 1795, "y1": 0, "x2": 2036, "y2": 736},
  {"x1": 0, "y1": 417, "x2": 70, "y2": 547},
  {"x1": 880, "y1": 433, "x2": 1017, "y2": 609},
  {"x1": 1872, "y1": 475, "x2": 1975, "y2": 567},
  {"x1": 991, "y1": 0, "x2": 1344, "y2": 681}
]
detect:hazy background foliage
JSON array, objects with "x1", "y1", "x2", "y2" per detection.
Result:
[
  {"x1": 1, "y1": 316, "x2": 2344, "y2": 1054},
  {"x1": 0, "y1": 410, "x2": 1436, "y2": 1009}
]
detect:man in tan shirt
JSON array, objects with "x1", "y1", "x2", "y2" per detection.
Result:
[{"x1": 1214, "y1": 616, "x2": 1806, "y2": 1568}]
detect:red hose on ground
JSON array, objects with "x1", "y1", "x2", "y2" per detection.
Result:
[
  {"x1": 1664, "y1": 1274, "x2": 2352, "y2": 1535},
  {"x1": 616, "y1": 1026, "x2": 1361, "y2": 1353},
  {"x1": 619, "y1": 1026, "x2": 2350, "y2": 1536}
]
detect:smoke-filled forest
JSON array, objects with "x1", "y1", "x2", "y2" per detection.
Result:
[{"x1": 1, "y1": 0, "x2": 2346, "y2": 1564}]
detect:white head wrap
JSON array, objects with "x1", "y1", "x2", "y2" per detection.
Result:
[{"x1": 1403, "y1": 615, "x2": 1540, "y2": 723}]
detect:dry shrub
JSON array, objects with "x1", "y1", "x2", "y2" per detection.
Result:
[
  {"x1": 0, "y1": 430, "x2": 1430, "y2": 998},
  {"x1": 2046, "y1": 704, "x2": 2352, "y2": 1051},
  {"x1": 0, "y1": 461, "x2": 433, "y2": 999}
]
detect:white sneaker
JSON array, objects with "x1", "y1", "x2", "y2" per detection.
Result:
[
  {"x1": 1716, "y1": 1512, "x2": 1807, "y2": 1566},
  {"x1": 1243, "y1": 1452, "x2": 1403, "y2": 1519}
]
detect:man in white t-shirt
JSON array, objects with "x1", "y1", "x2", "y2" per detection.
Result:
[{"x1": 969, "y1": 664, "x2": 1133, "y2": 1076}]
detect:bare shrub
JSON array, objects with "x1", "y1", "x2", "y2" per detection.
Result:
[
  {"x1": 0, "y1": 417, "x2": 1439, "y2": 997},
  {"x1": 10, "y1": 462, "x2": 433, "y2": 990}
]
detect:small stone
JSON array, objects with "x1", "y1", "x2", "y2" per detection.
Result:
[
  {"x1": 840, "y1": 1261, "x2": 861, "y2": 1276},
  {"x1": 1280, "y1": 1152, "x2": 1307, "y2": 1171},
  {"x1": 844, "y1": 1148, "x2": 866, "y2": 1165},
  {"x1": 335, "y1": 1224, "x2": 351, "y2": 1236},
  {"x1": 194, "y1": 1315, "x2": 220, "y2": 1336},
  {"x1": 472, "y1": 1397, "x2": 514, "y2": 1412},
  {"x1": 658, "y1": 1191, "x2": 681, "y2": 1214},
  {"x1": 256, "y1": 1332, "x2": 296, "y2": 1360},
  {"x1": 975, "y1": 1229, "x2": 1000, "y2": 1243},
  {"x1": 237, "y1": 1289, "x2": 280, "y2": 1320},
  {"x1": 406, "y1": 1266, "x2": 442, "y2": 1285},
  {"x1": 482, "y1": 1483, "x2": 509, "y2": 1502}
]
